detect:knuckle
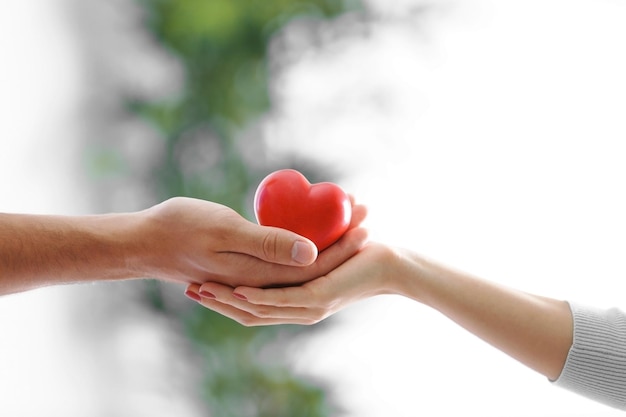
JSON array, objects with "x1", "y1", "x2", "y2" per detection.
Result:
[
  {"x1": 252, "y1": 306, "x2": 272, "y2": 319},
  {"x1": 321, "y1": 299, "x2": 338, "y2": 312},
  {"x1": 312, "y1": 309, "x2": 329, "y2": 323},
  {"x1": 275, "y1": 293, "x2": 292, "y2": 307},
  {"x1": 261, "y1": 231, "x2": 280, "y2": 261},
  {"x1": 304, "y1": 316, "x2": 323, "y2": 326},
  {"x1": 237, "y1": 316, "x2": 256, "y2": 327},
  {"x1": 308, "y1": 287, "x2": 332, "y2": 310}
]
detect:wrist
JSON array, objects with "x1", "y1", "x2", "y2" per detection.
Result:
[
  {"x1": 85, "y1": 212, "x2": 146, "y2": 281},
  {"x1": 124, "y1": 204, "x2": 192, "y2": 283},
  {"x1": 368, "y1": 245, "x2": 422, "y2": 298},
  {"x1": 391, "y1": 249, "x2": 436, "y2": 305}
]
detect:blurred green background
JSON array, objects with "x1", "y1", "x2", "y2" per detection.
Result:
[
  {"x1": 5, "y1": 1, "x2": 626, "y2": 416},
  {"x1": 90, "y1": 1, "x2": 362, "y2": 416}
]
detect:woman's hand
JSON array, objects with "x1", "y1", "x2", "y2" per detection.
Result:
[{"x1": 185, "y1": 242, "x2": 399, "y2": 326}]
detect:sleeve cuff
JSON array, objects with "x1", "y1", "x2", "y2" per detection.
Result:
[{"x1": 552, "y1": 301, "x2": 626, "y2": 410}]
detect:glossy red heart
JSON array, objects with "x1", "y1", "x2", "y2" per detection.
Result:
[{"x1": 254, "y1": 169, "x2": 352, "y2": 251}]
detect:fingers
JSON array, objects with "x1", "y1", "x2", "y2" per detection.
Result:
[
  {"x1": 350, "y1": 203, "x2": 367, "y2": 229},
  {"x1": 346, "y1": 194, "x2": 367, "y2": 229},
  {"x1": 233, "y1": 220, "x2": 318, "y2": 266},
  {"x1": 254, "y1": 225, "x2": 369, "y2": 287},
  {"x1": 185, "y1": 282, "x2": 327, "y2": 326},
  {"x1": 230, "y1": 196, "x2": 366, "y2": 268},
  {"x1": 232, "y1": 284, "x2": 319, "y2": 308},
  {"x1": 308, "y1": 226, "x2": 368, "y2": 275}
]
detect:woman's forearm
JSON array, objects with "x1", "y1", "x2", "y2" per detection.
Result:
[
  {"x1": 193, "y1": 242, "x2": 623, "y2": 408},
  {"x1": 394, "y1": 250, "x2": 573, "y2": 380}
]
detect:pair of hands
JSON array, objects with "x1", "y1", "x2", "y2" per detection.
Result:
[
  {"x1": 141, "y1": 198, "x2": 576, "y2": 384},
  {"x1": 185, "y1": 241, "x2": 396, "y2": 326},
  {"x1": 147, "y1": 197, "x2": 393, "y2": 326}
]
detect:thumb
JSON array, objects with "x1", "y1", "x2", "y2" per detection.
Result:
[{"x1": 238, "y1": 222, "x2": 318, "y2": 266}]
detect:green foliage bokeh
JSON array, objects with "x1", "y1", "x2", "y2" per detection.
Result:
[{"x1": 128, "y1": 1, "x2": 362, "y2": 415}]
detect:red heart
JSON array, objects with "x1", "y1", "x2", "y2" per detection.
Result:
[{"x1": 254, "y1": 169, "x2": 352, "y2": 251}]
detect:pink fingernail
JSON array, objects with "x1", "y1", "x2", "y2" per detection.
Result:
[
  {"x1": 199, "y1": 290, "x2": 216, "y2": 299},
  {"x1": 292, "y1": 240, "x2": 317, "y2": 265},
  {"x1": 185, "y1": 289, "x2": 201, "y2": 302},
  {"x1": 233, "y1": 292, "x2": 247, "y2": 301}
]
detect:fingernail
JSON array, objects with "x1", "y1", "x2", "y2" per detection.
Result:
[
  {"x1": 291, "y1": 240, "x2": 316, "y2": 265},
  {"x1": 199, "y1": 290, "x2": 216, "y2": 299},
  {"x1": 185, "y1": 289, "x2": 201, "y2": 302},
  {"x1": 233, "y1": 292, "x2": 247, "y2": 301}
]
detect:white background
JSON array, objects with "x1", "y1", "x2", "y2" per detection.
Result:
[{"x1": 2, "y1": 0, "x2": 626, "y2": 416}]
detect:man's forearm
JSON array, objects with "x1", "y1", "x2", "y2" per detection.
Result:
[
  {"x1": 0, "y1": 197, "x2": 369, "y2": 296},
  {"x1": 0, "y1": 213, "x2": 139, "y2": 295}
]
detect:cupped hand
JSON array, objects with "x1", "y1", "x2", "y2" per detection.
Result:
[
  {"x1": 186, "y1": 242, "x2": 400, "y2": 326},
  {"x1": 137, "y1": 196, "x2": 368, "y2": 289}
]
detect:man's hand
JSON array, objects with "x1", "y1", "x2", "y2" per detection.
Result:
[
  {"x1": 134, "y1": 197, "x2": 368, "y2": 288},
  {"x1": 0, "y1": 196, "x2": 367, "y2": 295}
]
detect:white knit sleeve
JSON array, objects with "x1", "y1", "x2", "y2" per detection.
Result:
[{"x1": 552, "y1": 302, "x2": 626, "y2": 410}]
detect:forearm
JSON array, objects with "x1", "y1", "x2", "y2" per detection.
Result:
[
  {"x1": 0, "y1": 212, "x2": 140, "y2": 294},
  {"x1": 394, "y1": 250, "x2": 573, "y2": 380}
]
